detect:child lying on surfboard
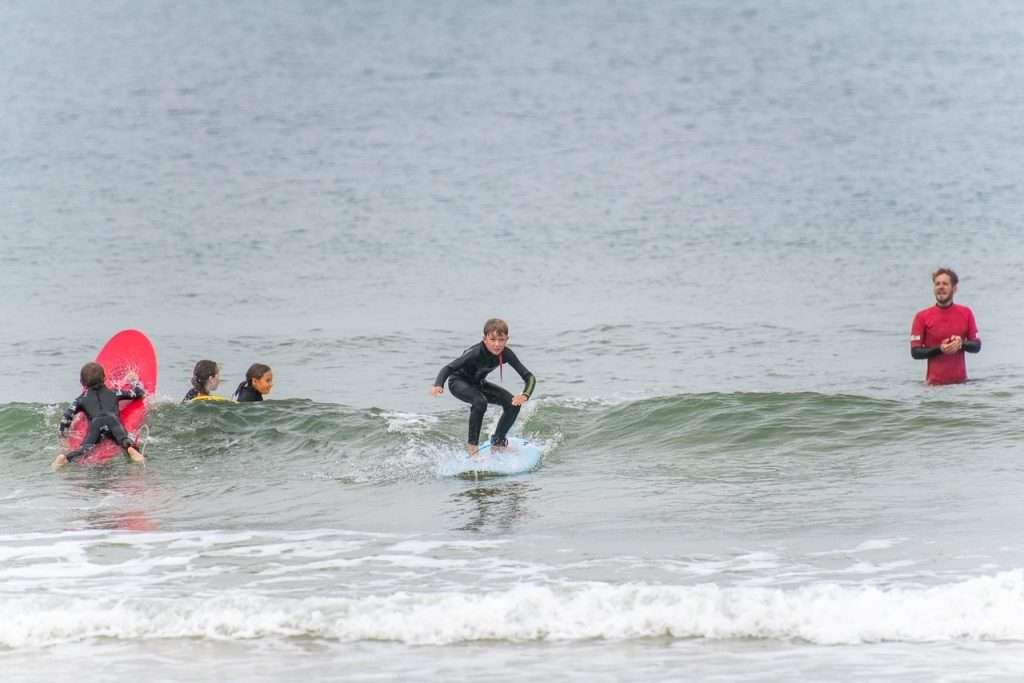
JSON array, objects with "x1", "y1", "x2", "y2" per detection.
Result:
[
  {"x1": 430, "y1": 318, "x2": 536, "y2": 459},
  {"x1": 52, "y1": 362, "x2": 146, "y2": 469}
]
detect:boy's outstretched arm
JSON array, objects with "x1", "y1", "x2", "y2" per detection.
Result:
[
  {"x1": 57, "y1": 397, "x2": 82, "y2": 437},
  {"x1": 432, "y1": 347, "x2": 477, "y2": 394},
  {"x1": 115, "y1": 381, "x2": 146, "y2": 401},
  {"x1": 431, "y1": 363, "x2": 452, "y2": 396}
]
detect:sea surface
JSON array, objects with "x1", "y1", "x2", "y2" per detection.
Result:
[{"x1": 3, "y1": 1, "x2": 1024, "y2": 680}]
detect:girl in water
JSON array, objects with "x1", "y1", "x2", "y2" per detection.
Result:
[
  {"x1": 182, "y1": 360, "x2": 227, "y2": 402},
  {"x1": 234, "y1": 363, "x2": 273, "y2": 402}
]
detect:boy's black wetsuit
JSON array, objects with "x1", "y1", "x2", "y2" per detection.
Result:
[
  {"x1": 58, "y1": 383, "x2": 146, "y2": 461},
  {"x1": 435, "y1": 343, "x2": 536, "y2": 446},
  {"x1": 234, "y1": 385, "x2": 262, "y2": 402}
]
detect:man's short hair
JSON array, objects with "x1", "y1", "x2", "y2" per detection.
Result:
[{"x1": 932, "y1": 267, "x2": 959, "y2": 286}]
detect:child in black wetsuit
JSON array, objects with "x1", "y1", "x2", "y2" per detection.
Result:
[
  {"x1": 52, "y1": 362, "x2": 146, "y2": 469},
  {"x1": 234, "y1": 363, "x2": 273, "y2": 402},
  {"x1": 431, "y1": 318, "x2": 536, "y2": 458}
]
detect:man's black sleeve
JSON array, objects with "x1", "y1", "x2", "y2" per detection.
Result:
[{"x1": 911, "y1": 345, "x2": 942, "y2": 360}]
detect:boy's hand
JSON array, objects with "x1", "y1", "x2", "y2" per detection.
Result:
[
  {"x1": 430, "y1": 386, "x2": 444, "y2": 397},
  {"x1": 512, "y1": 393, "x2": 528, "y2": 407}
]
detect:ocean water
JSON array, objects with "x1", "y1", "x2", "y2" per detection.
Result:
[{"x1": 4, "y1": 1, "x2": 1024, "y2": 680}]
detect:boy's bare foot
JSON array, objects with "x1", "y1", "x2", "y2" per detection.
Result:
[
  {"x1": 126, "y1": 446, "x2": 146, "y2": 465},
  {"x1": 51, "y1": 453, "x2": 69, "y2": 471},
  {"x1": 467, "y1": 444, "x2": 481, "y2": 459}
]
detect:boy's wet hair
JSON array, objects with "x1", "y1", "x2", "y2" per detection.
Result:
[
  {"x1": 932, "y1": 267, "x2": 959, "y2": 286},
  {"x1": 191, "y1": 359, "x2": 220, "y2": 394},
  {"x1": 80, "y1": 362, "x2": 106, "y2": 389},
  {"x1": 483, "y1": 318, "x2": 509, "y2": 337}
]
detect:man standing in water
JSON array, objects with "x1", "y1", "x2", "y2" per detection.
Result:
[{"x1": 910, "y1": 267, "x2": 981, "y2": 384}]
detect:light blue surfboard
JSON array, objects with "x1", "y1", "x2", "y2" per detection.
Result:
[{"x1": 438, "y1": 436, "x2": 543, "y2": 478}]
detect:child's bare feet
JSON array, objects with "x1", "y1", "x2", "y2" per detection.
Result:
[
  {"x1": 51, "y1": 453, "x2": 69, "y2": 471},
  {"x1": 126, "y1": 446, "x2": 146, "y2": 465},
  {"x1": 467, "y1": 444, "x2": 481, "y2": 459}
]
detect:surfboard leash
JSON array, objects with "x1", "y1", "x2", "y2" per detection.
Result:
[{"x1": 137, "y1": 424, "x2": 151, "y2": 457}]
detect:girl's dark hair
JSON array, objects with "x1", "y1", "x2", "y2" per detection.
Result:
[
  {"x1": 235, "y1": 363, "x2": 271, "y2": 398},
  {"x1": 191, "y1": 360, "x2": 220, "y2": 395},
  {"x1": 80, "y1": 362, "x2": 106, "y2": 389}
]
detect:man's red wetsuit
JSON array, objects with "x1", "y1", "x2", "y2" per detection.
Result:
[{"x1": 910, "y1": 304, "x2": 980, "y2": 384}]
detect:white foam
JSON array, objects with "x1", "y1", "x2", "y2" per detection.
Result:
[
  {"x1": 5, "y1": 571, "x2": 1024, "y2": 648},
  {"x1": 854, "y1": 539, "x2": 905, "y2": 552},
  {"x1": 382, "y1": 411, "x2": 438, "y2": 434},
  {"x1": 387, "y1": 539, "x2": 509, "y2": 553},
  {"x1": 809, "y1": 538, "x2": 908, "y2": 557},
  {"x1": 0, "y1": 529, "x2": 393, "y2": 570},
  {"x1": 732, "y1": 551, "x2": 782, "y2": 572},
  {"x1": 41, "y1": 403, "x2": 62, "y2": 419},
  {"x1": 835, "y1": 560, "x2": 917, "y2": 575},
  {"x1": 537, "y1": 395, "x2": 629, "y2": 409}
]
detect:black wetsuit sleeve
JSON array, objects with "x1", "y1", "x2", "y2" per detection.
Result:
[
  {"x1": 504, "y1": 349, "x2": 536, "y2": 397},
  {"x1": 58, "y1": 397, "x2": 82, "y2": 436},
  {"x1": 116, "y1": 383, "x2": 146, "y2": 400},
  {"x1": 910, "y1": 345, "x2": 942, "y2": 360},
  {"x1": 963, "y1": 339, "x2": 981, "y2": 353},
  {"x1": 434, "y1": 346, "x2": 479, "y2": 387},
  {"x1": 234, "y1": 385, "x2": 263, "y2": 402}
]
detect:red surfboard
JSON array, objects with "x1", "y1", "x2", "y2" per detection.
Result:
[{"x1": 66, "y1": 329, "x2": 158, "y2": 464}]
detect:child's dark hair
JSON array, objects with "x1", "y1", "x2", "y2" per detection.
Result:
[
  {"x1": 191, "y1": 360, "x2": 220, "y2": 395},
  {"x1": 235, "y1": 363, "x2": 271, "y2": 397},
  {"x1": 483, "y1": 318, "x2": 509, "y2": 337},
  {"x1": 80, "y1": 362, "x2": 106, "y2": 389}
]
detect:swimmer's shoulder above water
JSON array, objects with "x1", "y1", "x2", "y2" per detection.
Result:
[
  {"x1": 182, "y1": 360, "x2": 230, "y2": 402},
  {"x1": 234, "y1": 363, "x2": 273, "y2": 402}
]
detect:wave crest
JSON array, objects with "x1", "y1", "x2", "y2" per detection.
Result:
[{"x1": 4, "y1": 571, "x2": 1024, "y2": 648}]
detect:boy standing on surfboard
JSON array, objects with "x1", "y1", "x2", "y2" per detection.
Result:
[
  {"x1": 52, "y1": 362, "x2": 147, "y2": 469},
  {"x1": 431, "y1": 318, "x2": 536, "y2": 458}
]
